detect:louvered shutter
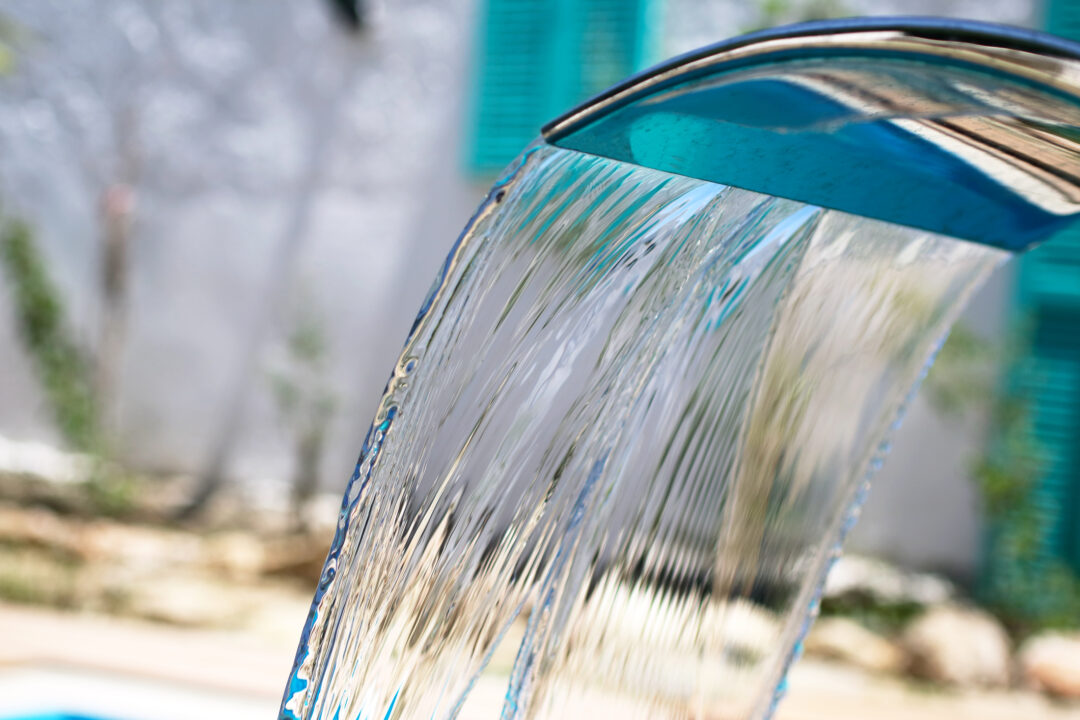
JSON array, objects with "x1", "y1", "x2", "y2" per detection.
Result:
[
  {"x1": 469, "y1": 0, "x2": 653, "y2": 175},
  {"x1": 981, "y1": 0, "x2": 1080, "y2": 611},
  {"x1": 1022, "y1": 310, "x2": 1080, "y2": 573},
  {"x1": 470, "y1": 0, "x2": 551, "y2": 173},
  {"x1": 1027, "y1": 0, "x2": 1080, "y2": 573},
  {"x1": 579, "y1": 0, "x2": 651, "y2": 97},
  {"x1": 1047, "y1": 0, "x2": 1080, "y2": 43}
]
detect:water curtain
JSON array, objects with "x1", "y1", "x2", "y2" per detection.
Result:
[{"x1": 281, "y1": 18, "x2": 1080, "y2": 720}]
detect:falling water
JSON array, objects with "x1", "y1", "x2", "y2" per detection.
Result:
[{"x1": 280, "y1": 143, "x2": 1005, "y2": 720}]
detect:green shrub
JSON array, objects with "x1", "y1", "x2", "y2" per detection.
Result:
[
  {"x1": 0, "y1": 218, "x2": 100, "y2": 452},
  {"x1": 0, "y1": 216, "x2": 136, "y2": 517}
]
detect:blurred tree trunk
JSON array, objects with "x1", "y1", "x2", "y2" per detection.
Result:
[
  {"x1": 176, "y1": 56, "x2": 360, "y2": 521},
  {"x1": 292, "y1": 419, "x2": 327, "y2": 531},
  {"x1": 97, "y1": 183, "x2": 133, "y2": 437},
  {"x1": 95, "y1": 104, "x2": 140, "y2": 453}
]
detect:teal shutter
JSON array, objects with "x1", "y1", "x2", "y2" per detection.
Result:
[
  {"x1": 1029, "y1": 0, "x2": 1080, "y2": 574},
  {"x1": 579, "y1": 0, "x2": 653, "y2": 98},
  {"x1": 1022, "y1": 311, "x2": 1080, "y2": 573},
  {"x1": 469, "y1": 0, "x2": 655, "y2": 175},
  {"x1": 469, "y1": 0, "x2": 551, "y2": 174},
  {"x1": 982, "y1": 244, "x2": 1080, "y2": 616},
  {"x1": 1046, "y1": 0, "x2": 1080, "y2": 42},
  {"x1": 982, "y1": 0, "x2": 1080, "y2": 617}
]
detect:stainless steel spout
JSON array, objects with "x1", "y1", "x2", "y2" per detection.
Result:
[{"x1": 544, "y1": 18, "x2": 1080, "y2": 251}]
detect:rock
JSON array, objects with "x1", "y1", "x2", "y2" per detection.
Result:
[
  {"x1": 0, "y1": 544, "x2": 81, "y2": 607},
  {"x1": 902, "y1": 604, "x2": 1011, "y2": 687},
  {"x1": 1020, "y1": 631, "x2": 1080, "y2": 699},
  {"x1": 804, "y1": 617, "x2": 907, "y2": 674},
  {"x1": 127, "y1": 572, "x2": 247, "y2": 627},
  {"x1": 0, "y1": 503, "x2": 86, "y2": 559},
  {"x1": 0, "y1": 435, "x2": 91, "y2": 484},
  {"x1": 301, "y1": 492, "x2": 344, "y2": 534},
  {"x1": 712, "y1": 598, "x2": 783, "y2": 656},
  {"x1": 238, "y1": 588, "x2": 315, "y2": 645},
  {"x1": 204, "y1": 531, "x2": 266, "y2": 581},
  {"x1": 260, "y1": 533, "x2": 331, "y2": 582},
  {"x1": 83, "y1": 521, "x2": 202, "y2": 571},
  {"x1": 824, "y1": 555, "x2": 957, "y2": 606}
]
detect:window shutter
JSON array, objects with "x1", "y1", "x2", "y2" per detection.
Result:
[
  {"x1": 981, "y1": 0, "x2": 1080, "y2": 613},
  {"x1": 1047, "y1": 0, "x2": 1080, "y2": 41},
  {"x1": 1022, "y1": 0, "x2": 1080, "y2": 572},
  {"x1": 470, "y1": 0, "x2": 552, "y2": 174},
  {"x1": 1023, "y1": 311, "x2": 1080, "y2": 573},
  {"x1": 579, "y1": 0, "x2": 651, "y2": 98},
  {"x1": 469, "y1": 0, "x2": 654, "y2": 175}
]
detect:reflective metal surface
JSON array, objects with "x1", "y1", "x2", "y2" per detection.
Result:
[{"x1": 543, "y1": 18, "x2": 1080, "y2": 251}]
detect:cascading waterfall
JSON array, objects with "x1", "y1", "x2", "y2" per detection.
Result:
[{"x1": 279, "y1": 143, "x2": 1005, "y2": 720}]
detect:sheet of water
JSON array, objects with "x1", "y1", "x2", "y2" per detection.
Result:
[{"x1": 280, "y1": 144, "x2": 1005, "y2": 720}]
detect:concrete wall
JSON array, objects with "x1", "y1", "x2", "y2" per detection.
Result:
[{"x1": 0, "y1": 0, "x2": 484, "y2": 507}]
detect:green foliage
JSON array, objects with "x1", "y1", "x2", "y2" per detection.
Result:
[
  {"x1": 270, "y1": 305, "x2": 336, "y2": 427},
  {"x1": 976, "y1": 376, "x2": 1080, "y2": 632},
  {"x1": 975, "y1": 397, "x2": 1036, "y2": 516},
  {"x1": 820, "y1": 595, "x2": 924, "y2": 636},
  {"x1": 0, "y1": 543, "x2": 81, "y2": 609},
  {"x1": 270, "y1": 294, "x2": 337, "y2": 523},
  {"x1": 748, "y1": 0, "x2": 849, "y2": 32},
  {"x1": 84, "y1": 464, "x2": 138, "y2": 518},
  {"x1": 918, "y1": 322, "x2": 1080, "y2": 631},
  {"x1": 0, "y1": 16, "x2": 15, "y2": 75},
  {"x1": 0, "y1": 215, "x2": 138, "y2": 518},
  {"x1": 0, "y1": 217, "x2": 99, "y2": 452},
  {"x1": 0, "y1": 22, "x2": 136, "y2": 519},
  {"x1": 922, "y1": 323, "x2": 996, "y2": 418}
]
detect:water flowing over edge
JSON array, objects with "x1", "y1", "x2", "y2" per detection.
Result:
[{"x1": 276, "y1": 142, "x2": 1002, "y2": 720}]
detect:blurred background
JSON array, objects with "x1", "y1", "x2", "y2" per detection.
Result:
[{"x1": 0, "y1": 1, "x2": 1077, "y2": 719}]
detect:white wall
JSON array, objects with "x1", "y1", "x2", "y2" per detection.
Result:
[{"x1": 0, "y1": 0, "x2": 484, "y2": 505}]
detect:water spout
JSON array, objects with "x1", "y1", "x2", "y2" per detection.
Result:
[
  {"x1": 546, "y1": 17, "x2": 1080, "y2": 251},
  {"x1": 281, "y1": 18, "x2": 1080, "y2": 720}
]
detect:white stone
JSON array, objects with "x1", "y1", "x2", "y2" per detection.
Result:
[
  {"x1": 1020, "y1": 632, "x2": 1080, "y2": 699},
  {"x1": 128, "y1": 573, "x2": 247, "y2": 627},
  {"x1": 204, "y1": 531, "x2": 266, "y2": 582},
  {"x1": 0, "y1": 434, "x2": 90, "y2": 484},
  {"x1": 804, "y1": 617, "x2": 907, "y2": 674},
  {"x1": 902, "y1": 604, "x2": 1011, "y2": 687},
  {"x1": 824, "y1": 555, "x2": 957, "y2": 606}
]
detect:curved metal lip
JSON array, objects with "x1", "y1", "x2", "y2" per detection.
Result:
[{"x1": 542, "y1": 17, "x2": 1080, "y2": 143}]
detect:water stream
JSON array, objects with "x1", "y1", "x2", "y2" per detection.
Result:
[{"x1": 280, "y1": 143, "x2": 1005, "y2": 720}]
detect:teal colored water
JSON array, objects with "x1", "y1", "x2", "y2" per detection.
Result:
[{"x1": 280, "y1": 144, "x2": 1004, "y2": 720}]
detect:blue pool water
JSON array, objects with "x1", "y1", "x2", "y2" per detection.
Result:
[{"x1": 5, "y1": 714, "x2": 121, "y2": 720}]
